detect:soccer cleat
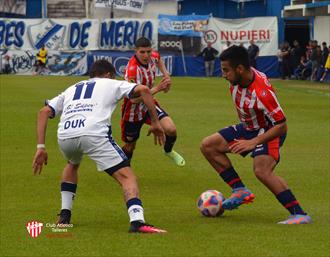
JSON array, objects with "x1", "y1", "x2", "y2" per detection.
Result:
[
  {"x1": 277, "y1": 214, "x2": 312, "y2": 225},
  {"x1": 164, "y1": 150, "x2": 185, "y2": 167},
  {"x1": 56, "y1": 209, "x2": 71, "y2": 224},
  {"x1": 129, "y1": 222, "x2": 167, "y2": 233},
  {"x1": 222, "y1": 187, "x2": 255, "y2": 210}
]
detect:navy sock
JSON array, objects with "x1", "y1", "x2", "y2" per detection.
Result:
[
  {"x1": 164, "y1": 135, "x2": 177, "y2": 153},
  {"x1": 276, "y1": 189, "x2": 306, "y2": 215},
  {"x1": 61, "y1": 182, "x2": 77, "y2": 193},
  {"x1": 219, "y1": 167, "x2": 245, "y2": 189},
  {"x1": 126, "y1": 197, "x2": 143, "y2": 209}
]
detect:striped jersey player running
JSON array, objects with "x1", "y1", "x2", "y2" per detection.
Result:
[
  {"x1": 121, "y1": 37, "x2": 185, "y2": 166},
  {"x1": 200, "y1": 46, "x2": 311, "y2": 225}
]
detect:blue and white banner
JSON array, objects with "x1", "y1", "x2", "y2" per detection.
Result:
[
  {"x1": 1, "y1": 49, "x2": 88, "y2": 75},
  {"x1": 88, "y1": 51, "x2": 173, "y2": 77},
  {"x1": 0, "y1": 18, "x2": 158, "y2": 51},
  {"x1": 158, "y1": 14, "x2": 209, "y2": 37}
]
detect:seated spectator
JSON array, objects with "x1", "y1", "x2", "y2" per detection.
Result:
[
  {"x1": 301, "y1": 59, "x2": 313, "y2": 80},
  {"x1": 294, "y1": 56, "x2": 312, "y2": 80}
]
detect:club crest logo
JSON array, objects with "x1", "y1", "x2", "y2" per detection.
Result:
[
  {"x1": 28, "y1": 19, "x2": 65, "y2": 50},
  {"x1": 26, "y1": 221, "x2": 43, "y2": 238}
]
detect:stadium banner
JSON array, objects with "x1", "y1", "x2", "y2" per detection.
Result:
[
  {"x1": 204, "y1": 17, "x2": 278, "y2": 56},
  {"x1": 158, "y1": 14, "x2": 209, "y2": 37},
  {"x1": 88, "y1": 51, "x2": 173, "y2": 77},
  {"x1": 0, "y1": 18, "x2": 158, "y2": 51},
  {"x1": 95, "y1": 0, "x2": 144, "y2": 13},
  {"x1": 158, "y1": 35, "x2": 201, "y2": 55},
  {"x1": 0, "y1": 49, "x2": 88, "y2": 75},
  {"x1": 0, "y1": 0, "x2": 26, "y2": 16}
]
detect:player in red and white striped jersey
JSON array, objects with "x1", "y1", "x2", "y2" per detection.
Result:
[
  {"x1": 200, "y1": 46, "x2": 311, "y2": 225},
  {"x1": 121, "y1": 37, "x2": 185, "y2": 167}
]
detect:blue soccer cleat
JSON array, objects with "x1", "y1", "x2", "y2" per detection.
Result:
[
  {"x1": 277, "y1": 214, "x2": 312, "y2": 225},
  {"x1": 222, "y1": 187, "x2": 255, "y2": 210}
]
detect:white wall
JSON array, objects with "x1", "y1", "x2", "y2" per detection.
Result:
[
  {"x1": 314, "y1": 16, "x2": 330, "y2": 44},
  {"x1": 91, "y1": 0, "x2": 178, "y2": 19}
]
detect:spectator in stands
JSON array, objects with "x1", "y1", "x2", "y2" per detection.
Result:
[
  {"x1": 35, "y1": 44, "x2": 48, "y2": 75},
  {"x1": 319, "y1": 42, "x2": 329, "y2": 78},
  {"x1": 306, "y1": 40, "x2": 313, "y2": 60},
  {"x1": 294, "y1": 55, "x2": 312, "y2": 80},
  {"x1": 310, "y1": 43, "x2": 322, "y2": 81},
  {"x1": 198, "y1": 42, "x2": 219, "y2": 77},
  {"x1": 247, "y1": 40, "x2": 259, "y2": 68},
  {"x1": 290, "y1": 40, "x2": 304, "y2": 77},
  {"x1": 321, "y1": 42, "x2": 329, "y2": 66},
  {"x1": 277, "y1": 43, "x2": 284, "y2": 78},
  {"x1": 3, "y1": 54, "x2": 11, "y2": 74},
  {"x1": 281, "y1": 41, "x2": 291, "y2": 79},
  {"x1": 320, "y1": 45, "x2": 330, "y2": 83}
]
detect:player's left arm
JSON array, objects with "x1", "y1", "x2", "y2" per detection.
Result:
[
  {"x1": 130, "y1": 77, "x2": 171, "y2": 103},
  {"x1": 157, "y1": 57, "x2": 171, "y2": 79},
  {"x1": 229, "y1": 121, "x2": 287, "y2": 154},
  {"x1": 32, "y1": 106, "x2": 53, "y2": 175},
  {"x1": 230, "y1": 86, "x2": 287, "y2": 154},
  {"x1": 154, "y1": 51, "x2": 171, "y2": 85}
]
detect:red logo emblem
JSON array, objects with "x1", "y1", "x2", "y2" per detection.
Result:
[{"x1": 26, "y1": 221, "x2": 43, "y2": 238}]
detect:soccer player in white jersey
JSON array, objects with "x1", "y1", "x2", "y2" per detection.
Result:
[
  {"x1": 200, "y1": 46, "x2": 311, "y2": 224},
  {"x1": 32, "y1": 60, "x2": 168, "y2": 233}
]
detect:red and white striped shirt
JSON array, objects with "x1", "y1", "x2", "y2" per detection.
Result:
[
  {"x1": 121, "y1": 51, "x2": 160, "y2": 122},
  {"x1": 230, "y1": 68, "x2": 286, "y2": 131}
]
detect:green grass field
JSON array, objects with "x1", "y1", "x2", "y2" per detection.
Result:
[{"x1": 1, "y1": 75, "x2": 329, "y2": 257}]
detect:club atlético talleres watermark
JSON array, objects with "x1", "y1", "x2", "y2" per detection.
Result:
[
  {"x1": 26, "y1": 221, "x2": 43, "y2": 238},
  {"x1": 26, "y1": 220, "x2": 73, "y2": 238}
]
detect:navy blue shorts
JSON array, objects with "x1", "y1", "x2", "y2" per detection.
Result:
[
  {"x1": 121, "y1": 105, "x2": 168, "y2": 143},
  {"x1": 219, "y1": 123, "x2": 286, "y2": 162}
]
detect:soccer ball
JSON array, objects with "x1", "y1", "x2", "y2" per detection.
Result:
[{"x1": 197, "y1": 190, "x2": 225, "y2": 217}]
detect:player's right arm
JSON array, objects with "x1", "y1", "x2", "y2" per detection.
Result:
[
  {"x1": 32, "y1": 94, "x2": 64, "y2": 175},
  {"x1": 131, "y1": 85, "x2": 165, "y2": 145},
  {"x1": 32, "y1": 105, "x2": 52, "y2": 175}
]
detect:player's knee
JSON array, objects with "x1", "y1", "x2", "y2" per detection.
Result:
[
  {"x1": 116, "y1": 167, "x2": 137, "y2": 184},
  {"x1": 200, "y1": 137, "x2": 212, "y2": 155},
  {"x1": 253, "y1": 167, "x2": 271, "y2": 181}
]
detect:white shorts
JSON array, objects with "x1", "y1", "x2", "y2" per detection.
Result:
[{"x1": 58, "y1": 136, "x2": 128, "y2": 171}]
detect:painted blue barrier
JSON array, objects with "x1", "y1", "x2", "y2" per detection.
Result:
[{"x1": 87, "y1": 51, "x2": 280, "y2": 78}]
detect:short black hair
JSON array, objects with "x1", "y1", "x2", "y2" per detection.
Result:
[
  {"x1": 220, "y1": 45, "x2": 250, "y2": 69},
  {"x1": 135, "y1": 37, "x2": 152, "y2": 48},
  {"x1": 89, "y1": 59, "x2": 116, "y2": 78}
]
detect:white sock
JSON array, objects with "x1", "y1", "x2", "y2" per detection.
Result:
[
  {"x1": 128, "y1": 205, "x2": 145, "y2": 223},
  {"x1": 61, "y1": 191, "x2": 75, "y2": 210}
]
